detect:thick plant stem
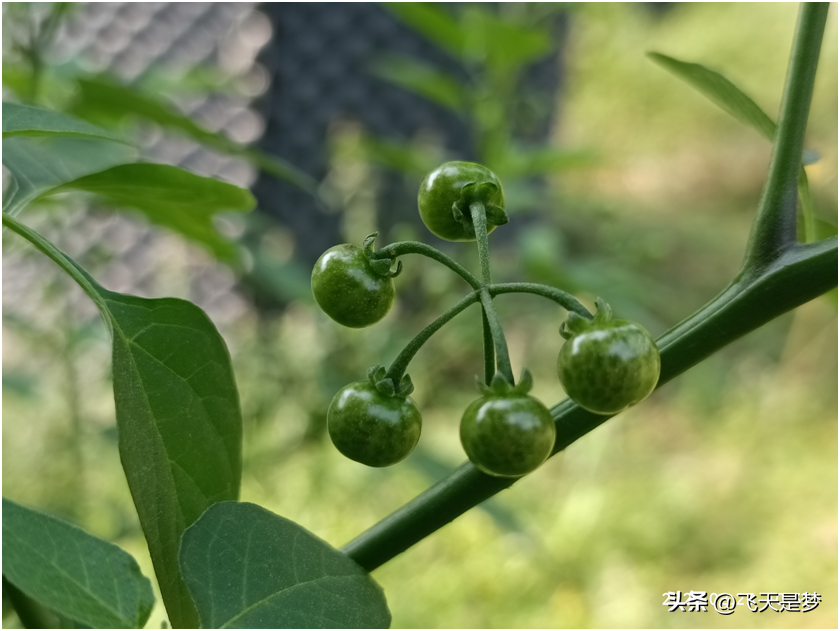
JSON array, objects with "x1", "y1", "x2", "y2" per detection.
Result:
[
  {"x1": 489, "y1": 282, "x2": 593, "y2": 318},
  {"x1": 343, "y1": 4, "x2": 834, "y2": 570},
  {"x1": 373, "y1": 240, "x2": 481, "y2": 289},
  {"x1": 744, "y1": 2, "x2": 827, "y2": 271},
  {"x1": 385, "y1": 291, "x2": 481, "y2": 383},
  {"x1": 343, "y1": 238, "x2": 837, "y2": 572}
]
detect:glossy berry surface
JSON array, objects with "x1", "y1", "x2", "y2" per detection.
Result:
[
  {"x1": 328, "y1": 381, "x2": 421, "y2": 467},
  {"x1": 557, "y1": 303, "x2": 660, "y2": 415},
  {"x1": 311, "y1": 244, "x2": 395, "y2": 328},
  {"x1": 417, "y1": 161, "x2": 505, "y2": 241},
  {"x1": 460, "y1": 393, "x2": 556, "y2": 478}
]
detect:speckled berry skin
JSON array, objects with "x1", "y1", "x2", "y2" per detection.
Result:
[
  {"x1": 417, "y1": 161, "x2": 505, "y2": 241},
  {"x1": 557, "y1": 318, "x2": 660, "y2": 415},
  {"x1": 460, "y1": 393, "x2": 556, "y2": 477},
  {"x1": 311, "y1": 244, "x2": 395, "y2": 328},
  {"x1": 328, "y1": 382, "x2": 421, "y2": 467}
]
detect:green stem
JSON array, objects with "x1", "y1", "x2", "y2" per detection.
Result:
[
  {"x1": 340, "y1": 3, "x2": 833, "y2": 573},
  {"x1": 489, "y1": 282, "x2": 593, "y2": 319},
  {"x1": 373, "y1": 241, "x2": 481, "y2": 289},
  {"x1": 2, "y1": 215, "x2": 110, "y2": 322},
  {"x1": 481, "y1": 311, "x2": 495, "y2": 385},
  {"x1": 343, "y1": 238, "x2": 837, "y2": 572},
  {"x1": 744, "y1": 2, "x2": 827, "y2": 271},
  {"x1": 470, "y1": 200, "x2": 515, "y2": 384},
  {"x1": 470, "y1": 201, "x2": 492, "y2": 284},
  {"x1": 479, "y1": 288, "x2": 513, "y2": 383},
  {"x1": 385, "y1": 291, "x2": 481, "y2": 383},
  {"x1": 342, "y1": 5, "x2": 833, "y2": 568}
]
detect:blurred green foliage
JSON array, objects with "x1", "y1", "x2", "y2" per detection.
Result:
[{"x1": 3, "y1": 2, "x2": 837, "y2": 628}]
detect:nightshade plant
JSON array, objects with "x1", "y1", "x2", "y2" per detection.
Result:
[{"x1": 1, "y1": 3, "x2": 836, "y2": 628}]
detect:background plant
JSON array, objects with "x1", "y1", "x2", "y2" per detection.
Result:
[{"x1": 3, "y1": 2, "x2": 831, "y2": 619}]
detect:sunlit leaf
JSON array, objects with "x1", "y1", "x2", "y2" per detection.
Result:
[
  {"x1": 70, "y1": 77, "x2": 318, "y2": 194},
  {"x1": 649, "y1": 52, "x2": 819, "y2": 242},
  {"x1": 2, "y1": 101, "x2": 127, "y2": 142},
  {"x1": 2, "y1": 498, "x2": 155, "y2": 629},
  {"x1": 2, "y1": 135, "x2": 136, "y2": 216},
  {"x1": 179, "y1": 502, "x2": 391, "y2": 629},
  {"x1": 2, "y1": 214, "x2": 244, "y2": 629},
  {"x1": 57, "y1": 162, "x2": 255, "y2": 260},
  {"x1": 647, "y1": 52, "x2": 776, "y2": 141}
]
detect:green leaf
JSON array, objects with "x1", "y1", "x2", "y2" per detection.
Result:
[
  {"x1": 648, "y1": 52, "x2": 818, "y2": 243},
  {"x1": 2, "y1": 214, "x2": 244, "y2": 629},
  {"x1": 647, "y1": 52, "x2": 776, "y2": 141},
  {"x1": 2, "y1": 498, "x2": 155, "y2": 629},
  {"x1": 56, "y1": 163, "x2": 256, "y2": 260},
  {"x1": 2, "y1": 101, "x2": 128, "y2": 142},
  {"x1": 384, "y1": 3, "x2": 465, "y2": 58},
  {"x1": 179, "y1": 502, "x2": 391, "y2": 629},
  {"x1": 2, "y1": 135, "x2": 137, "y2": 216},
  {"x1": 462, "y1": 7, "x2": 552, "y2": 73},
  {"x1": 369, "y1": 55, "x2": 465, "y2": 112},
  {"x1": 70, "y1": 77, "x2": 319, "y2": 194}
]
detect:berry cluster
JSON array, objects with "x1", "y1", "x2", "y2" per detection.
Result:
[{"x1": 312, "y1": 162, "x2": 661, "y2": 477}]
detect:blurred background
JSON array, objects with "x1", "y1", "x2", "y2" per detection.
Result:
[{"x1": 2, "y1": 2, "x2": 837, "y2": 628}]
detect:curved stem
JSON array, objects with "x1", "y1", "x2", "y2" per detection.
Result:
[
  {"x1": 479, "y1": 288, "x2": 513, "y2": 383},
  {"x1": 744, "y1": 2, "x2": 827, "y2": 270},
  {"x1": 489, "y1": 282, "x2": 593, "y2": 319},
  {"x1": 343, "y1": 237, "x2": 838, "y2": 572},
  {"x1": 372, "y1": 241, "x2": 481, "y2": 289},
  {"x1": 342, "y1": 0, "x2": 834, "y2": 576},
  {"x1": 385, "y1": 291, "x2": 481, "y2": 383}
]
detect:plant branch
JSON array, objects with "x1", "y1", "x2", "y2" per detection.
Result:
[
  {"x1": 479, "y1": 288, "x2": 514, "y2": 383},
  {"x1": 2, "y1": 214, "x2": 111, "y2": 324},
  {"x1": 744, "y1": 2, "x2": 827, "y2": 271},
  {"x1": 470, "y1": 201, "x2": 492, "y2": 284},
  {"x1": 373, "y1": 240, "x2": 481, "y2": 289},
  {"x1": 489, "y1": 282, "x2": 593, "y2": 319},
  {"x1": 385, "y1": 291, "x2": 481, "y2": 383},
  {"x1": 343, "y1": 236, "x2": 837, "y2": 571},
  {"x1": 481, "y1": 310, "x2": 495, "y2": 385}
]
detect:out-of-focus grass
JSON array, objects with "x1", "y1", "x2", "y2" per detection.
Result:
[{"x1": 3, "y1": 2, "x2": 837, "y2": 629}]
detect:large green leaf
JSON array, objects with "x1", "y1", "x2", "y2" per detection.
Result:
[
  {"x1": 179, "y1": 502, "x2": 391, "y2": 629},
  {"x1": 649, "y1": 51, "x2": 818, "y2": 242},
  {"x1": 369, "y1": 55, "x2": 465, "y2": 113},
  {"x1": 56, "y1": 163, "x2": 255, "y2": 260},
  {"x1": 2, "y1": 498, "x2": 154, "y2": 629},
  {"x1": 2, "y1": 101, "x2": 127, "y2": 142},
  {"x1": 70, "y1": 77, "x2": 318, "y2": 194},
  {"x1": 2, "y1": 214, "x2": 244, "y2": 629},
  {"x1": 2, "y1": 135, "x2": 136, "y2": 216}
]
